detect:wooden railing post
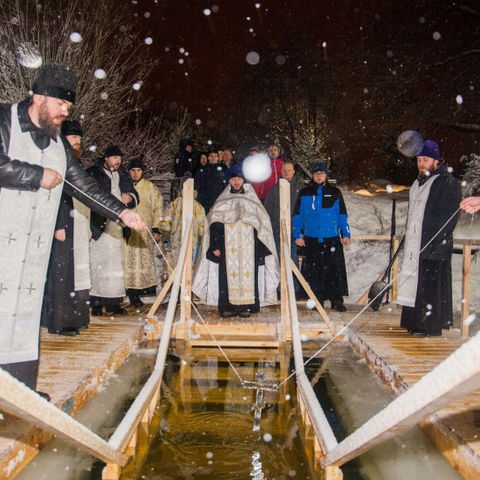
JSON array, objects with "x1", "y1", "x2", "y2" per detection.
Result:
[
  {"x1": 461, "y1": 242, "x2": 472, "y2": 338},
  {"x1": 391, "y1": 236, "x2": 400, "y2": 301},
  {"x1": 181, "y1": 178, "x2": 194, "y2": 328}
]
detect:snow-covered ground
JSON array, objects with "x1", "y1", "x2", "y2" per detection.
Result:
[{"x1": 340, "y1": 181, "x2": 480, "y2": 331}]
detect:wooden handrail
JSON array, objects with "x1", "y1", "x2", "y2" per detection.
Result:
[
  {"x1": 0, "y1": 368, "x2": 128, "y2": 466},
  {"x1": 321, "y1": 329, "x2": 480, "y2": 468},
  {"x1": 107, "y1": 216, "x2": 193, "y2": 454},
  {"x1": 280, "y1": 224, "x2": 339, "y2": 458}
]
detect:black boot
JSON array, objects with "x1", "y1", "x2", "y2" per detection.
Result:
[
  {"x1": 129, "y1": 294, "x2": 144, "y2": 308},
  {"x1": 106, "y1": 305, "x2": 127, "y2": 315},
  {"x1": 91, "y1": 306, "x2": 103, "y2": 316},
  {"x1": 331, "y1": 299, "x2": 347, "y2": 312}
]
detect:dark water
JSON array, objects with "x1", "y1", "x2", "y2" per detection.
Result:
[{"x1": 133, "y1": 348, "x2": 314, "y2": 479}]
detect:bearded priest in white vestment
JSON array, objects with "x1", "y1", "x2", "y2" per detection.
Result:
[{"x1": 193, "y1": 165, "x2": 279, "y2": 318}]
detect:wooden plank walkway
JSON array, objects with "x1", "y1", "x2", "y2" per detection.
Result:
[
  {"x1": 0, "y1": 305, "x2": 148, "y2": 480},
  {"x1": 345, "y1": 305, "x2": 480, "y2": 479}
]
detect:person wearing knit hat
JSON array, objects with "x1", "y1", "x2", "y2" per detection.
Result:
[
  {"x1": 417, "y1": 139, "x2": 440, "y2": 161},
  {"x1": 26, "y1": 64, "x2": 78, "y2": 139},
  {"x1": 227, "y1": 163, "x2": 245, "y2": 180},
  {"x1": 125, "y1": 158, "x2": 165, "y2": 308},
  {"x1": 398, "y1": 138, "x2": 462, "y2": 337},
  {"x1": 87, "y1": 146, "x2": 140, "y2": 316},
  {"x1": 311, "y1": 162, "x2": 329, "y2": 175},
  {"x1": 0, "y1": 64, "x2": 146, "y2": 396},
  {"x1": 104, "y1": 145, "x2": 124, "y2": 159},
  {"x1": 61, "y1": 119, "x2": 83, "y2": 137},
  {"x1": 293, "y1": 161, "x2": 350, "y2": 311},
  {"x1": 128, "y1": 157, "x2": 145, "y2": 172}
]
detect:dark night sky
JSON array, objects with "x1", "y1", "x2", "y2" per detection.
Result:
[
  {"x1": 134, "y1": 0, "x2": 336, "y2": 117},
  {"x1": 127, "y1": 0, "x2": 480, "y2": 164}
]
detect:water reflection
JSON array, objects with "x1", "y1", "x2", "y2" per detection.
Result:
[{"x1": 135, "y1": 347, "x2": 313, "y2": 479}]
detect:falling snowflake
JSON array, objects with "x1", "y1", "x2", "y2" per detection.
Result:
[
  {"x1": 246, "y1": 51, "x2": 260, "y2": 65},
  {"x1": 94, "y1": 68, "x2": 107, "y2": 79},
  {"x1": 69, "y1": 32, "x2": 83, "y2": 43}
]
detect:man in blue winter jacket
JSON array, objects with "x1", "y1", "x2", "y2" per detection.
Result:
[{"x1": 293, "y1": 162, "x2": 350, "y2": 311}]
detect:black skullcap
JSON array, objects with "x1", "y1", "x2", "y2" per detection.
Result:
[
  {"x1": 32, "y1": 64, "x2": 77, "y2": 104},
  {"x1": 61, "y1": 120, "x2": 83, "y2": 137},
  {"x1": 128, "y1": 158, "x2": 145, "y2": 170},
  {"x1": 104, "y1": 145, "x2": 123, "y2": 158}
]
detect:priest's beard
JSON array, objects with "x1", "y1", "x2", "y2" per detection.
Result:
[
  {"x1": 38, "y1": 103, "x2": 66, "y2": 138},
  {"x1": 418, "y1": 165, "x2": 436, "y2": 179}
]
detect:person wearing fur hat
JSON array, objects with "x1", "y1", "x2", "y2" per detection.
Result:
[
  {"x1": 398, "y1": 139, "x2": 461, "y2": 337},
  {"x1": 124, "y1": 158, "x2": 165, "y2": 307},
  {"x1": 0, "y1": 64, "x2": 145, "y2": 395},
  {"x1": 293, "y1": 162, "x2": 350, "y2": 311},
  {"x1": 193, "y1": 165, "x2": 279, "y2": 318},
  {"x1": 41, "y1": 119, "x2": 92, "y2": 336},
  {"x1": 87, "y1": 146, "x2": 140, "y2": 316}
]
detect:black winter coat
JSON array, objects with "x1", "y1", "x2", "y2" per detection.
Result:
[
  {"x1": 173, "y1": 139, "x2": 195, "y2": 177},
  {"x1": 0, "y1": 99, "x2": 128, "y2": 223},
  {"x1": 86, "y1": 158, "x2": 139, "y2": 240},
  {"x1": 194, "y1": 163, "x2": 228, "y2": 213}
]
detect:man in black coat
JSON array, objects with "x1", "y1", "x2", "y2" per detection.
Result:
[
  {"x1": 0, "y1": 64, "x2": 145, "y2": 394},
  {"x1": 173, "y1": 138, "x2": 195, "y2": 178},
  {"x1": 194, "y1": 150, "x2": 228, "y2": 214},
  {"x1": 398, "y1": 140, "x2": 461, "y2": 337}
]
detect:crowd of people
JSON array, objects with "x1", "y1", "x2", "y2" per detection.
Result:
[{"x1": 2, "y1": 62, "x2": 480, "y2": 400}]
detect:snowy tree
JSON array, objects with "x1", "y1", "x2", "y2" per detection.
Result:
[
  {"x1": 120, "y1": 108, "x2": 193, "y2": 177},
  {"x1": 461, "y1": 153, "x2": 480, "y2": 196},
  {"x1": 0, "y1": 0, "x2": 175, "y2": 170}
]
